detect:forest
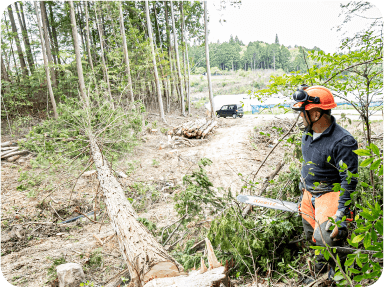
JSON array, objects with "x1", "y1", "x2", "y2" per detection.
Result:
[
  {"x1": 1, "y1": 1, "x2": 206, "y2": 122},
  {"x1": 189, "y1": 34, "x2": 319, "y2": 73},
  {"x1": 1, "y1": 1, "x2": 383, "y2": 287}
]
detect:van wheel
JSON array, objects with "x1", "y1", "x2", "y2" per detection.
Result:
[
  {"x1": 233, "y1": 114, "x2": 237, "y2": 119},
  {"x1": 239, "y1": 115, "x2": 243, "y2": 118},
  {"x1": 216, "y1": 113, "x2": 220, "y2": 118}
]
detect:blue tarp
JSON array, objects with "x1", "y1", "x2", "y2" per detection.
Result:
[{"x1": 251, "y1": 101, "x2": 383, "y2": 114}]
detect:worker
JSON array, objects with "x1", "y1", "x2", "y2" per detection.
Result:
[{"x1": 291, "y1": 85, "x2": 358, "y2": 282}]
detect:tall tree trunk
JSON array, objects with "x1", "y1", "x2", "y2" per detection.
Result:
[
  {"x1": 3, "y1": 16, "x2": 20, "y2": 83},
  {"x1": 40, "y1": 1, "x2": 57, "y2": 88},
  {"x1": 180, "y1": 2, "x2": 191, "y2": 115},
  {"x1": 145, "y1": 0, "x2": 166, "y2": 123},
  {"x1": 1, "y1": 55, "x2": 10, "y2": 83},
  {"x1": 14, "y1": 2, "x2": 34, "y2": 73},
  {"x1": 76, "y1": 2, "x2": 86, "y2": 53},
  {"x1": 69, "y1": 1, "x2": 89, "y2": 107},
  {"x1": 204, "y1": 2, "x2": 214, "y2": 119},
  {"x1": 94, "y1": 2, "x2": 113, "y2": 103},
  {"x1": 7, "y1": 5, "x2": 28, "y2": 77},
  {"x1": 34, "y1": 2, "x2": 58, "y2": 119},
  {"x1": 118, "y1": 2, "x2": 134, "y2": 103},
  {"x1": 84, "y1": 1, "x2": 94, "y2": 71},
  {"x1": 170, "y1": 1, "x2": 185, "y2": 116},
  {"x1": 164, "y1": 2, "x2": 175, "y2": 108},
  {"x1": 41, "y1": 1, "x2": 56, "y2": 65},
  {"x1": 48, "y1": 2, "x2": 61, "y2": 65}
]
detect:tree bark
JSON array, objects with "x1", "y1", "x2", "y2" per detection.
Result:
[
  {"x1": 118, "y1": 2, "x2": 134, "y2": 103},
  {"x1": 40, "y1": 1, "x2": 57, "y2": 88},
  {"x1": 204, "y1": 2, "x2": 214, "y2": 118},
  {"x1": 145, "y1": 0, "x2": 166, "y2": 123},
  {"x1": 76, "y1": 2, "x2": 86, "y2": 53},
  {"x1": 7, "y1": 4, "x2": 28, "y2": 77},
  {"x1": 94, "y1": 2, "x2": 113, "y2": 103},
  {"x1": 164, "y1": 2, "x2": 175, "y2": 110},
  {"x1": 48, "y1": 2, "x2": 61, "y2": 65},
  {"x1": 1, "y1": 55, "x2": 10, "y2": 83},
  {"x1": 180, "y1": 2, "x2": 191, "y2": 115},
  {"x1": 84, "y1": 1, "x2": 94, "y2": 71},
  {"x1": 34, "y1": 2, "x2": 58, "y2": 119},
  {"x1": 14, "y1": 2, "x2": 34, "y2": 73},
  {"x1": 170, "y1": 1, "x2": 185, "y2": 116},
  {"x1": 2, "y1": 15, "x2": 20, "y2": 83},
  {"x1": 69, "y1": 1, "x2": 89, "y2": 108}
]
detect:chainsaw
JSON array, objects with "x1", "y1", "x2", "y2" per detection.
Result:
[{"x1": 237, "y1": 194, "x2": 354, "y2": 221}]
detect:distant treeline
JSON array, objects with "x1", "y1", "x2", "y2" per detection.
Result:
[{"x1": 189, "y1": 34, "x2": 322, "y2": 74}]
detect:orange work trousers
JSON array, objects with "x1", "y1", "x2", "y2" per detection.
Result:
[{"x1": 299, "y1": 189, "x2": 342, "y2": 247}]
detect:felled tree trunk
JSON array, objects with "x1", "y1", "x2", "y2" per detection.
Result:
[{"x1": 88, "y1": 136, "x2": 185, "y2": 286}]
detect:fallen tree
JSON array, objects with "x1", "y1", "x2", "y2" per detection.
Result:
[{"x1": 69, "y1": 4, "x2": 230, "y2": 286}]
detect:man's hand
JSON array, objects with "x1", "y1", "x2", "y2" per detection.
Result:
[{"x1": 325, "y1": 210, "x2": 348, "y2": 241}]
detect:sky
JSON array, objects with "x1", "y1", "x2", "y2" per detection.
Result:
[{"x1": 206, "y1": 0, "x2": 383, "y2": 53}]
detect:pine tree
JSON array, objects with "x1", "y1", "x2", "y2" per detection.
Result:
[{"x1": 275, "y1": 33, "x2": 279, "y2": 45}]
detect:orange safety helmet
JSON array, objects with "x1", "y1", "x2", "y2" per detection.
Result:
[{"x1": 291, "y1": 85, "x2": 337, "y2": 111}]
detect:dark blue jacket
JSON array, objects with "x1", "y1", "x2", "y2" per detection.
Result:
[{"x1": 301, "y1": 116, "x2": 358, "y2": 211}]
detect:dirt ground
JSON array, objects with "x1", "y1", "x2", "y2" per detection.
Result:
[{"x1": 1, "y1": 106, "x2": 382, "y2": 287}]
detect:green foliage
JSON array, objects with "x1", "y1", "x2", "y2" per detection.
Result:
[
  {"x1": 311, "y1": 143, "x2": 383, "y2": 286},
  {"x1": 80, "y1": 281, "x2": 95, "y2": 287},
  {"x1": 19, "y1": 96, "x2": 143, "y2": 167},
  {"x1": 172, "y1": 239, "x2": 205, "y2": 270},
  {"x1": 208, "y1": 205, "x2": 302, "y2": 277},
  {"x1": 137, "y1": 217, "x2": 157, "y2": 236},
  {"x1": 174, "y1": 158, "x2": 229, "y2": 219},
  {"x1": 87, "y1": 248, "x2": 103, "y2": 268}
]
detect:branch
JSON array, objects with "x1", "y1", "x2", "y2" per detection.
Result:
[{"x1": 323, "y1": 57, "x2": 382, "y2": 85}]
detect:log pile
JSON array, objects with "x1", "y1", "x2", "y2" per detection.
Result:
[
  {"x1": 1, "y1": 141, "x2": 29, "y2": 162},
  {"x1": 170, "y1": 118, "x2": 218, "y2": 139}
]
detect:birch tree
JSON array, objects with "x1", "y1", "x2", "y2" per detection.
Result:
[
  {"x1": 119, "y1": 2, "x2": 134, "y2": 103},
  {"x1": 34, "y1": 2, "x2": 58, "y2": 119},
  {"x1": 145, "y1": 0, "x2": 166, "y2": 122},
  {"x1": 170, "y1": 0, "x2": 185, "y2": 116},
  {"x1": 204, "y1": 1, "x2": 214, "y2": 118}
]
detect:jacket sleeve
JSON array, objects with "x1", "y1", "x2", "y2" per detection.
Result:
[{"x1": 332, "y1": 135, "x2": 359, "y2": 211}]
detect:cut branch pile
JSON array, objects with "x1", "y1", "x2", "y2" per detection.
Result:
[
  {"x1": 169, "y1": 118, "x2": 218, "y2": 139},
  {"x1": 1, "y1": 141, "x2": 30, "y2": 162}
]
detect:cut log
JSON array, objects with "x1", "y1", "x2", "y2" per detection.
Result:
[
  {"x1": 1, "y1": 147, "x2": 20, "y2": 157},
  {"x1": 88, "y1": 135, "x2": 185, "y2": 286},
  {"x1": 1, "y1": 141, "x2": 15, "y2": 147},
  {"x1": 7, "y1": 155, "x2": 21, "y2": 162},
  {"x1": 1, "y1": 146, "x2": 19, "y2": 152},
  {"x1": 1, "y1": 149, "x2": 28, "y2": 159},
  {"x1": 197, "y1": 120, "x2": 212, "y2": 136},
  {"x1": 202, "y1": 121, "x2": 217, "y2": 138},
  {"x1": 143, "y1": 238, "x2": 229, "y2": 287},
  {"x1": 188, "y1": 119, "x2": 206, "y2": 132}
]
